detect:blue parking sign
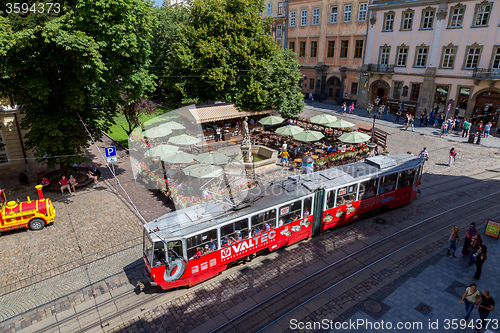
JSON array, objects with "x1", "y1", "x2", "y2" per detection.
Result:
[{"x1": 105, "y1": 146, "x2": 116, "y2": 157}]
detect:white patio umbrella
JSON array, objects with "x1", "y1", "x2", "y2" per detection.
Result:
[
  {"x1": 143, "y1": 126, "x2": 172, "y2": 138},
  {"x1": 338, "y1": 131, "x2": 371, "y2": 144},
  {"x1": 326, "y1": 119, "x2": 355, "y2": 128},
  {"x1": 183, "y1": 164, "x2": 224, "y2": 179},
  {"x1": 168, "y1": 134, "x2": 201, "y2": 145},
  {"x1": 194, "y1": 151, "x2": 231, "y2": 165},
  {"x1": 293, "y1": 130, "x2": 325, "y2": 142},
  {"x1": 310, "y1": 114, "x2": 337, "y2": 124},
  {"x1": 275, "y1": 125, "x2": 304, "y2": 136},
  {"x1": 161, "y1": 151, "x2": 195, "y2": 164},
  {"x1": 159, "y1": 121, "x2": 185, "y2": 130},
  {"x1": 144, "y1": 145, "x2": 179, "y2": 160},
  {"x1": 259, "y1": 115, "x2": 284, "y2": 125}
]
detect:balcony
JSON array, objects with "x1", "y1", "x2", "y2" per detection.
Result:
[
  {"x1": 472, "y1": 68, "x2": 500, "y2": 80},
  {"x1": 367, "y1": 64, "x2": 395, "y2": 73}
]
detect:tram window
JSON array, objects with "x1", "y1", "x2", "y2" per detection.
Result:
[
  {"x1": 303, "y1": 197, "x2": 312, "y2": 217},
  {"x1": 143, "y1": 229, "x2": 154, "y2": 265},
  {"x1": 378, "y1": 174, "x2": 398, "y2": 194},
  {"x1": 278, "y1": 200, "x2": 302, "y2": 226},
  {"x1": 221, "y1": 218, "x2": 249, "y2": 247},
  {"x1": 167, "y1": 240, "x2": 184, "y2": 263},
  {"x1": 397, "y1": 168, "x2": 416, "y2": 188},
  {"x1": 186, "y1": 229, "x2": 217, "y2": 260},
  {"x1": 336, "y1": 184, "x2": 357, "y2": 206},
  {"x1": 359, "y1": 179, "x2": 378, "y2": 199},
  {"x1": 326, "y1": 190, "x2": 336, "y2": 209},
  {"x1": 251, "y1": 209, "x2": 277, "y2": 235}
]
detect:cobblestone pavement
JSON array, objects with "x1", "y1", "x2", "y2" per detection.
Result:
[{"x1": 0, "y1": 105, "x2": 499, "y2": 333}]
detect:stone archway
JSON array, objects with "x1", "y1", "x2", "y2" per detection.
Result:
[
  {"x1": 470, "y1": 87, "x2": 500, "y2": 127},
  {"x1": 369, "y1": 80, "x2": 390, "y2": 106},
  {"x1": 326, "y1": 76, "x2": 341, "y2": 102}
]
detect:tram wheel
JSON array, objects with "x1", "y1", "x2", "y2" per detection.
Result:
[{"x1": 29, "y1": 218, "x2": 46, "y2": 231}]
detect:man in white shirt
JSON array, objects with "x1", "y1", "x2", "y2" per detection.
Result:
[{"x1": 419, "y1": 147, "x2": 429, "y2": 160}]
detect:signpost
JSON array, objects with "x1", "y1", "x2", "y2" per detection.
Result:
[{"x1": 105, "y1": 146, "x2": 118, "y2": 191}]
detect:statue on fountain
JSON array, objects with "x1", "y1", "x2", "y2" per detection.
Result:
[{"x1": 241, "y1": 116, "x2": 252, "y2": 163}]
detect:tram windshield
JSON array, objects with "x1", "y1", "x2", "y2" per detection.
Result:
[{"x1": 143, "y1": 229, "x2": 154, "y2": 265}]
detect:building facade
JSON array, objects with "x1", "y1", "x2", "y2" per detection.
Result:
[
  {"x1": 358, "y1": 0, "x2": 500, "y2": 128},
  {"x1": 262, "y1": 0, "x2": 288, "y2": 48},
  {"x1": 287, "y1": 0, "x2": 369, "y2": 104}
]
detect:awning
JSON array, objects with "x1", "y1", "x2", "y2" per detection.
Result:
[{"x1": 187, "y1": 104, "x2": 274, "y2": 124}]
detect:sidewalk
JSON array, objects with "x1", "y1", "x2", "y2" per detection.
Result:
[
  {"x1": 304, "y1": 102, "x2": 500, "y2": 149},
  {"x1": 333, "y1": 218, "x2": 500, "y2": 333}
]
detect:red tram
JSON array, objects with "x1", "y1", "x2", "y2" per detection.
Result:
[{"x1": 143, "y1": 154, "x2": 424, "y2": 290}]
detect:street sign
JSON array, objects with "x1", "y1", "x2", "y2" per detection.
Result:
[
  {"x1": 105, "y1": 146, "x2": 116, "y2": 157},
  {"x1": 107, "y1": 156, "x2": 117, "y2": 163}
]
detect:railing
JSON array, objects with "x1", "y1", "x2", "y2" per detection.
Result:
[
  {"x1": 472, "y1": 68, "x2": 500, "y2": 80},
  {"x1": 367, "y1": 64, "x2": 395, "y2": 73}
]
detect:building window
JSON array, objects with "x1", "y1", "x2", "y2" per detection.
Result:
[
  {"x1": 290, "y1": 11, "x2": 296, "y2": 27},
  {"x1": 448, "y1": 5, "x2": 465, "y2": 28},
  {"x1": 289, "y1": 41, "x2": 295, "y2": 52},
  {"x1": 492, "y1": 47, "x2": 500, "y2": 69},
  {"x1": 414, "y1": 47, "x2": 428, "y2": 67},
  {"x1": 383, "y1": 12, "x2": 394, "y2": 31},
  {"x1": 299, "y1": 41, "x2": 306, "y2": 57},
  {"x1": 311, "y1": 41, "x2": 318, "y2": 57},
  {"x1": 379, "y1": 47, "x2": 390, "y2": 65},
  {"x1": 441, "y1": 46, "x2": 456, "y2": 68},
  {"x1": 278, "y1": 2, "x2": 283, "y2": 15},
  {"x1": 276, "y1": 24, "x2": 282, "y2": 37},
  {"x1": 464, "y1": 47, "x2": 482, "y2": 69},
  {"x1": 327, "y1": 41, "x2": 335, "y2": 57},
  {"x1": 354, "y1": 40, "x2": 363, "y2": 58},
  {"x1": 358, "y1": 3, "x2": 368, "y2": 22},
  {"x1": 309, "y1": 78, "x2": 315, "y2": 90},
  {"x1": 344, "y1": 4, "x2": 352, "y2": 22},
  {"x1": 330, "y1": 6, "x2": 337, "y2": 23},
  {"x1": 301, "y1": 10, "x2": 308, "y2": 26},
  {"x1": 340, "y1": 40, "x2": 349, "y2": 58},
  {"x1": 267, "y1": 4, "x2": 272, "y2": 16},
  {"x1": 420, "y1": 8, "x2": 435, "y2": 30},
  {"x1": 0, "y1": 131, "x2": 8, "y2": 164},
  {"x1": 312, "y1": 8, "x2": 319, "y2": 25},
  {"x1": 393, "y1": 81, "x2": 403, "y2": 99},
  {"x1": 410, "y1": 84, "x2": 421, "y2": 101},
  {"x1": 396, "y1": 46, "x2": 408, "y2": 67},
  {"x1": 473, "y1": 3, "x2": 491, "y2": 27},
  {"x1": 350, "y1": 82, "x2": 358, "y2": 95},
  {"x1": 401, "y1": 10, "x2": 414, "y2": 30}
]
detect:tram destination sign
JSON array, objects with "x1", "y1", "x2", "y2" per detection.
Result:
[{"x1": 484, "y1": 220, "x2": 500, "y2": 239}]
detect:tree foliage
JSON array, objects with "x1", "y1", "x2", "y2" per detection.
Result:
[
  {"x1": 165, "y1": 0, "x2": 304, "y2": 117},
  {"x1": 120, "y1": 97, "x2": 157, "y2": 136},
  {"x1": 0, "y1": 0, "x2": 157, "y2": 169}
]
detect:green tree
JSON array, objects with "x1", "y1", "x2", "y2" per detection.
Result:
[
  {"x1": 0, "y1": 0, "x2": 157, "y2": 171},
  {"x1": 120, "y1": 97, "x2": 157, "y2": 136},
  {"x1": 166, "y1": 0, "x2": 304, "y2": 116}
]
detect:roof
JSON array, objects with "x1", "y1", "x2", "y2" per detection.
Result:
[
  {"x1": 187, "y1": 104, "x2": 274, "y2": 124},
  {"x1": 145, "y1": 154, "x2": 423, "y2": 241}
]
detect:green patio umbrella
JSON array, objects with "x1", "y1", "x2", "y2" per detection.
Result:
[
  {"x1": 183, "y1": 164, "x2": 224, "y2": 179},
  {"x1": 168, "y1": 134, "x2": 201, "y2": 145},
  {"x1": 143, "y1": 126, "x2": 172, "y2": 138},
  {"x1": 194, "y1": 151, "x2": 231, "y2": 165},
  {"x1": 326, "y1": 119, "x2": 355, "y2": 128},
  {"x1": 159, "y1": 121, "x2": 186, "y2": 130},
  {"x1": 161, "y1": 151, "x2": 195, "y2": 164},
  {"x1": 259, "y1": 115, "x2": 284, "y2": 125},
  {"x1": 338, "y1": 131, "x2": 371, "y2": 144},
  {"x1": 293, "y1": 130, "x2": 325, "y2": 142},
  {"x1": 310, "y1": 114, "x2": 337, "y2": 124},
  {"x1": 145, "y1": 145, "x2": 179, "y2": 160},
  {"x1": 275, "y1": 125, "x2": 304, "y2": 136}
]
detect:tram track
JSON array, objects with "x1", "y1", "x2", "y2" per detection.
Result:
[
  {"x1": 211, "y1": 191, "x2": 500, "y2": 333},
  {"x1": 32, "y1": 188, "x2": 500, "y2": 333}
]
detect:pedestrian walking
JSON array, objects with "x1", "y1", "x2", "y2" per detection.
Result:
[
  {"x1": 460, "y1": 283, "x2": 481, "y2": 321},
  {"x1": 468, "y1": 234, "x2": 482, "y2": 265},
  {"x1": 462, "y1": 222, "x2": 477, "y2": 257},
  {"x1": 309, "y1": 92, "x2": 314, "y2": 101},
  {"x1": 448, "y1": 147, "x2": 457, "y2": 166},
  {"x1": 483, "y1": 122, "x2": 492, "y2": 138},
  {"x1": 350, "y1": 102, "x2": 355, "y2": 114},
  {"x1": 462, "y1": 119, "x2": 471, "y2": 137},
  {"x1": 342, "y1": 102, "x2": 347, "y2": 114},
  {"x1": 473, "y1": 245, "x2": 487, "y2": 279},
  {"x1": 474, "y1": 290, "x2": 495, "y2": 332},
  {"x1": 419, "y1": 147, "x2": 429, "y2": 161},
  {"x1": 447, "y1": 226, "x2": 459, "y2": 257},
  {"x1": 409, "y1": 115, "x2": 414, "y2": 131},
  {"x1": 395, "y1": 110, "x2": 401, "y2": 123},
  {"x1": 403, "y1": 115, "x2": 409, "y2": 129}
]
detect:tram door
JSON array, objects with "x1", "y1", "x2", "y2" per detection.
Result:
[{"x1": 311, "y1": 189, "x2": 325, "y2": 236}]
